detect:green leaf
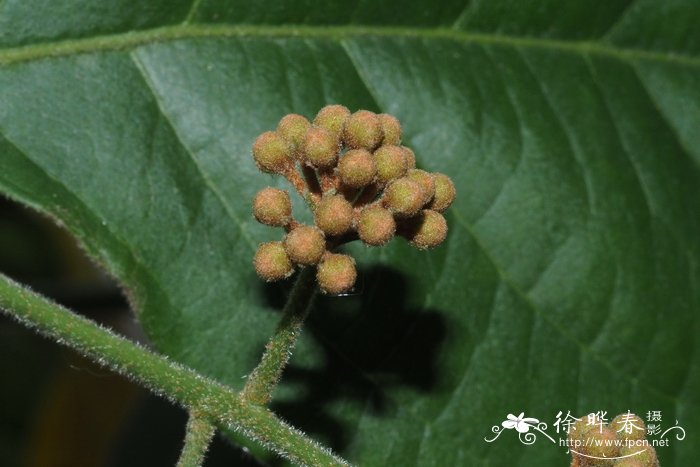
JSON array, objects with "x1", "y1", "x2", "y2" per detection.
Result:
[{"x1": 1, "y1": 2, "x2": 699, "y2": 465}]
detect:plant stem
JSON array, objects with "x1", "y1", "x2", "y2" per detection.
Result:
[
  {"x1": 0, "y1": 273, "x2": 348, "y2": 467},
  {"x1": 241, "y1": 267, "x2": 317, "y2": 405},
  {"x1": 177, "y1": 412, "x2": 216, "y2": 467}
]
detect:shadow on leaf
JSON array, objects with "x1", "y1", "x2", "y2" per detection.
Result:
[{"x1": 258, "y1": 265, "x2": 447, "y2": 456}]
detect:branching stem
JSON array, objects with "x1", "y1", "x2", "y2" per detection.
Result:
[
  {"x1": 241, "y1": 267, "x2": 318, "y2": 405},
  {"x1": 0, "y1": 273, "x2": 349, "y2": 467},
  {"x1": 177, "y1": 412, "x2": 217, "y2": 467}
]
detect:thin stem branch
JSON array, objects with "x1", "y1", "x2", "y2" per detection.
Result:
[
  {"x1": 0, "y1": 273, "x2": 349, "y2": 467},
  {"x1": 177, "y1": 412, "x2": 217, "y2": 467},
  {"x1": 301, "y1": 165, "x2": 322, "y2": 198},
  {"x1": 241, "y1": 267, "x2": 317, "y2": 405},
  {"x1": 283, "y1": 166, "x2": 320, "y2": 207}
]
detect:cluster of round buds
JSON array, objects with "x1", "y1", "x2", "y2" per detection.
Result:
[
  {"x1": 252, "y1": 105, "x2": 456, "y2": 294},
  {"x1": 568, "y1": 413, "x2": 659, "y2": 467}
]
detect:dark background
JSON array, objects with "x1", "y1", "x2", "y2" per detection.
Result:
[{"x1": 0, "y1": 197, "x2": 263, "y2": 467}]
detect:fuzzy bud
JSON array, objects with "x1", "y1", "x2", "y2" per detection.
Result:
[
  {"x1": 283, "y1": 225, "x2": 326, "y2": 265},
  {"x1": 401, "y1": 146, "x2": 416, "y2": 169},
  {"x1": 379, "y1": 113, "x2": 402, "y2": 146},
  {"x1": 406, "y1": 169, "x2": 435, "y2": 206},
  {"x1": 401, "y1": 210, "x2": 448, "y2": 249},
  {"x1": 344, "y1": 110, "x2": 382, "y2": 150},
  {"x1": 302, "y1": 126, "x2": 339, "y2": 169},
  {"x1": 317, "y1": 253, "x2": 357, "y2": 295},
  {"x1": 252, "y1": 187, "x2": 292, "y2": 227},
  {"x1": 619, "y1": 445, "x2": 657, "y2": 466},
  {"x1": 277, "y1": 114, "x2": 311, "y2": 154},
  {"x1": 568, "y1": 415, "x2": 598, "y2": 444},
  {"x1": 577, "y1": 426, "x2": 619, "y2": 462},
  {"x1": 252, "y1": 131, "x2": 292, "y2": 173},
  {"x1": 338, "y1": 149, "x2": 377, "y2": 188},
  {"x1": 357, "y1": 205, "x2": 396, "y2": 246},
  {"x1": 315, "y1": 194, "x2": 354, "y2": 236},
  {"x1": 614, "y1": 459, "x2": 645, "y2": 467},
  {"x1": 313, "y1": 105, "x2": 350, "y2": 140},
  {"x1": 383, "y1": 177, "x2": 425, "y2": 217},
  {"x1": 428, "y1": 173, "x2": 456, "y2": 212},
  {"x1": 610, "y1": 413, "x2": 646, "y2": 441},
  {"x1": 254, "y1": 241, "x2": 293, "y2": 281},
  {"x1": 374, "y1": 145, "x2": 409, "y2": 184}
]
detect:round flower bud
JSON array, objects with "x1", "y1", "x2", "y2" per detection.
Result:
[
  {"x1": 252, "y1": 131, "x2": 292, "y2": 173},
  {"x1": 317, "y1": 253, "x2": 357, "y2": 295},
  {"x1": 254, "y1": 241, "x2": 293, "y2": 281},
  {"x1": 313, "y1": 105, "x2": 350, "y2": 140},
  {"x1": 402, "y1": 210, "x2": 448, "y2": 249},
  {"x1": 406, "y1": 169, "x2": 435, "y2": 206},
  {"x1": 302, "y1": 126, "x2": 339, "y2": 169},
  {"x1": 611, "y1": 413, "x2": 646, "y2": 441},
  {"x1": 357, "y1": 205, "x2": 395, "y2": 246},
  {"x1": 428, "y1": 173, "x2": 456, "y2": 212},
  {"x1": 578, "y1": 427, "x2": 619, "y2": 462},
  {"x1": 567, "y1": 415, "x2": 598, "y2": 444},
  {"x1": 379, "y1": 113, "x2": 402, "y2": 146},
  {"x1": 614, "y1": 459, "x2": 645, "y2": 467},
  {"x1": 252, "y1": 187, "x2": 292, "y2": 227},
  {"x1": 315, "y1": 194, "x2": 353, "y2": 236},
  {"x1": 619, "y1": 445, "x2": 657, "y2": 466},
  {"x1": 383, "y1": 178, "x2": 425, "y2": 217},
  {"x1": 277, "y1": 114, "x2": 311, "y2": 154},
  {"x1": 338, "y1": 149, "x2": 377, "y2": 188},
  {"x1": 283, "y1": 225, "x2": 326, "y2": 265},
  {"x1": 344, "y1": 110, "x2": 382, "y2": 150},
  {"x1": 401, "y1": 146, "x2": 416, "y2": 169},
  {"x1": 374, "y1": 145, "x2": 408, "y2": 184}
]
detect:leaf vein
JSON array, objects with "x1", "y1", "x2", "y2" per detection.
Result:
[{"x1": 128, "y1": 51, "x2": 257, "y2": 252}]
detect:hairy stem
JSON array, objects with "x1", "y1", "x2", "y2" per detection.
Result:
[
  {"x1": 283, "y1": 167, "x2": 320, "y2": 207},
  {"x1": 241, "y1": 267, "x2": 317, "y2": 405},
  {"x1": 0, "y1": 273, "x2": 348, "y2": 467},
  {"x1": 177, "y1": 412, "x2": 217, "y2": 467}
]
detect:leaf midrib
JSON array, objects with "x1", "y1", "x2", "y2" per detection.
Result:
[{"x1": 0, "y1": 23, "x2": 699, "y2": 67}]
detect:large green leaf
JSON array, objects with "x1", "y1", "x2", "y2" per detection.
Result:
[{"x1": 1, "y1": 1, "x2": 699, "y2": 465}]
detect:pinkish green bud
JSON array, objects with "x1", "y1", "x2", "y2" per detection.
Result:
[
  {"x1": 254, "y1": 241, "x2": 293, "y2": 281},
  {"x1": 313, "y1": 105, "x2": 350, "y2": 140},
  {"x1": 277, "y1": 114, "x2": 311, "y2": 154},
  {"x1": 338, "y1": 149, "x2": 377, "y2": 188},
  {"x1": 428, "y1": 172, "x2": 456, "y2": 212},
  {"x1": 401, "y1": 210, "x2": 448, "y2": 249},
  {"x1": 401, "y1": 146, "x2": 416, "y2": 169},
  {"x1": 357, "y1": 205, "x2": 395, "y2": 246},
  {"x1": 406, "y1": 169, "x2": 435, "y2": 206},
  {"x1": 283, "y1": 225, "x2": 326, "y2": 265},
  {"x1": 614, "y1": 459, "x2": 645, "y2": 467},
  {"x1": 577, "y1": 427, "x2": 619, "y2": 462},
  {"x1": 252, "y1": 187, "x2": 292, "y2": 227},
  {"x1": 383, "y1": 177, "x2": 424, "y2": 217},
  {"x1": 252, "y1": 131, "x2": 293, "y2": 173},
  {"x1": 379, "y1": 113, "x2": 402, "y2": 146},
  {"x1": 315, "y1": 194, "x2": 354, "y2": 236},
  {"x1": 619, "y1": 445, "x2": 657, "y2": 466},
  {"x1": 302, "y1": 126, "x2": 339, "y2": 169},
  {"x1": 374, "y1": 145, "x2": 408, "y2": 184},
  {"x1": 344, "y1": 110, "x2": 382, "y2": 150},
  {"x1": 316, "y1": 253, "x2": 357, "y2": 295},
  {"x1": 611, "y1": 413, "x2": 646, "y2": 442}
]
